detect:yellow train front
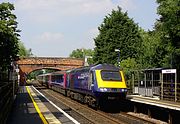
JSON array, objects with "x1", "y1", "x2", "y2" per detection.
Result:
[{"x1": 92, "y1": 64, "x2": 127, "y2": 102}]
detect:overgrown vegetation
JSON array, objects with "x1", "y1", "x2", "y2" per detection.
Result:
[
  {"x1": 0, "y1": 2, "x2": 33, "y2": 71},
  {"x1": 0, "y1": 2, "x2": 20, "y2": 70}
]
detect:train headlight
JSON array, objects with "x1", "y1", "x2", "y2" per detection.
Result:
[
  {"x1": 104, "y1": 88, "x2": 107, "y2": 91},
  {"x1": 99, "y1": 88, "x2": 107, "y2": 92},
  {"x1": 122, "y1": 89, "x2": 124, "y2": 92}
]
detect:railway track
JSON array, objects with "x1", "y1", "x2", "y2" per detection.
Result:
[
  {"x1": 34, "y1": 83, "x2": 165, "y2": 124},
  {"x1": 33, "y1": 82, "x2": 158, "y2": 124},
  {"x1": 44, "y1": 90, "x2": 156, "y2": 124},
  {"x1": 34, "y1": 83, "x2": 125, "y2": 123},
  {"x1": 43, "y1": 89, "x2": 123, "y2": 124}
]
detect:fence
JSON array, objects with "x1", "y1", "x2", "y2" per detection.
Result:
[{"x1": 0, "y1": 68, "x2": 19, "y2": 124}]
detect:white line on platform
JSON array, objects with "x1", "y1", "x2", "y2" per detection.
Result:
[
  {"x1": 32, "y1": 86, "x2": 80, "y2": 124},
  {"x1": 130, "y1": 98, "x2": 180, "y2": 111}
]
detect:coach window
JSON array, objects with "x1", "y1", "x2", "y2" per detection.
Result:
[
  {"x1": 88, "y1": 71, "x2": 94, "y2": 90},
  {"x1": 52, "y1": 75, "x2": 55, "y2": 82},
  {"x1": 59, "y1": 75, "x2": 64, "y2": 83},
  {"x1": 90, "y1": 71, "x2": 94, "y2": 84}
]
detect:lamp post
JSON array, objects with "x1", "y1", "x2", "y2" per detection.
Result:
[
  {"x1": 84, "y1": 56, "x2": 93, "y2": 66},
  {"x1": 115, "y1": 49, "x2": 120, "y2": 67}
]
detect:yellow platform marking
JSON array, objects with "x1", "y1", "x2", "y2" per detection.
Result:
[
  {"x1": 27, "y1": 87, "x2": 62, "y2": 124},
  {"x1": 26, "y1": 86, "x2": 48, "y2": 124}
]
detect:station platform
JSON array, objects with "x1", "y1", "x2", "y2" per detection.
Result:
[
  {"x1": 7, "y1": 86, "x2": 80, "y2": 124},
  {"x1": 127, "y1": 95, "x2": 180, "y2": 111}
]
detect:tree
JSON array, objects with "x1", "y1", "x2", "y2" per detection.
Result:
[
  {"x1": 120, "y1": 57, "x2": 139, "y2": 78},
  {"x1": 120, "y1": 57, "x2": 139, "y2": 89},
  {"x1": 93, "y1": 7, "x2": 142, "y2": 65},
  {"x1": 18, "y1": 41, "x2": 33, "y2": 58},
  {"x1": 156, "y1": 0, "x2": 180, "y2": 69},
  {"x1": 138, "y1": 29, "x2": 168, "y2": 68},
  {"x1": 69, "y1": 49, "x2": 84, "y2": 58},
  {"x1": 69, "y1": 48, "x2": 94, "y2": 65},
  {"x1": 0, "y1": 2, "x2": 20, "y2": 70}
]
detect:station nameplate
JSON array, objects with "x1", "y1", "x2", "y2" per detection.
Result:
[{"x1": 162, "y1": 69, "x2": 176, "y2": 74}]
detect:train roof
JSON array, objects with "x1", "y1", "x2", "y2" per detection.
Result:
[
  {"x1": 38, "y1": 71, "x2": 67, "y2": 76},
  {"x1": 69, "y1": 64, "x2": 120, "y2": 73},
  {"x1": 37, "y1": 64, "x2": 121, "y2": 76},
  {"x1": 50, "y1": 70, "x2": 66, "y2": 75},
  {"x1": 91, "y1": 64, "x2": 120, "y2": 71}
]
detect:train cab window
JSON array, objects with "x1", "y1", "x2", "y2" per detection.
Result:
[{"x1": 101, "y1": 70, "x2": 122, "y2": 81}]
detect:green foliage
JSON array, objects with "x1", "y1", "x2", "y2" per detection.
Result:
[
  {"x1": 69, "y1": 48, "x2": 94, "y2": 65},
  {"x1": 27, "y1": 69, "x2": 56, "y2": 80},
  {"x1": 120, "y1": 58, "x2": 139, "y2": 79},
  {"x1": 136, "y1": 0, "x2": 180, "y2": 70},
  {"x1": 69, "y1": 49, "x2": 84, "y2": 58},
  {"x1": 156, "y1": 0, "x2": 180, "y2": 69},
  {"x1": 138, "y1": 29, "x2": 168, "y2": 68},
  {"x1": 93, "y1": 7, "x2": 142, "y2": 65},
  {"x1": 157, "y1": 0, "x2": 180, "y2": 44},
  {"x1": 18, "y1": 41, "x2": 33, "y2": 58},
  {"x1": 120, "y1": 58, "x2": 139, "y2": 89},
  {"x1": 0, "y1": 2, "x2": 20, "y2": 70}
]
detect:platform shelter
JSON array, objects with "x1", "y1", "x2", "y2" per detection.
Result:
[{"x1": 131, "y1": 68, "x2": 180, "y2": 102}]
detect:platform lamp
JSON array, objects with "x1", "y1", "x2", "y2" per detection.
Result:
[{"x1": 115, "y1": 49, "x2": 120, "y2": 67}]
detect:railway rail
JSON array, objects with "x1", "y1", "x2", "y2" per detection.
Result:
[
  {"x1": 41, "y1": 88, "x2": 123, "y2": 124},
  {"x1": 33, "y1": 82, "x2": 161, "y2": 124}
]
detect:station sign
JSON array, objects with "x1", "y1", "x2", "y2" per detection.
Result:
[{"x1": 162, "y1": 69, "x2": 176, "y2": 74}]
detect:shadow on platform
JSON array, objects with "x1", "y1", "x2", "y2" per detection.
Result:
[{"x1": 7, "y1": 86, "x2": 43, "y2": 124}]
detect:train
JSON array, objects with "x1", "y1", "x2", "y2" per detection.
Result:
[{"x1": 37, "y1": 64, "x2": 127, "y2": 108}]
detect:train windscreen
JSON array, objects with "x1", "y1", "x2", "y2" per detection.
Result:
[{"x1": 101, "y1": 70, "x2": 122, "y2": 81}]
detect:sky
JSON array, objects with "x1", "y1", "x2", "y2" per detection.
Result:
[{"x1": 1, "y1": 0, "x2": 159, "y2": 57}]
